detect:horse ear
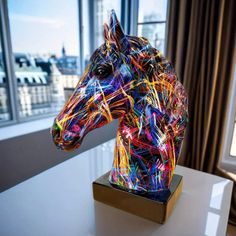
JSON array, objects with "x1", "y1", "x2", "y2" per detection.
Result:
[
  {"x1": 104, "y1": 23, "x2": 110, "y2": 41},
  {"x1": 109, "y1": 10, "x2": 130, "y2": 53}
]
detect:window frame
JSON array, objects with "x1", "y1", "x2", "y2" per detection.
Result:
[
  {"x1": 219, "y1": 62, "x2": 236, "y2": 174},
  {"x1": 89, "y1": 0, "x2": 169, "y2": 48},
  {"x1": 137, "y1": 0, "x2": 170, "y2": 55},
  {"x1": 0, "y1": 0, "x2": 19, "y2": 127},
  {"x1": 89, "y1": 0, "x2": 127, "y2": 53}
]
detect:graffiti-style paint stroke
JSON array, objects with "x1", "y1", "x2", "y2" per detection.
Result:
[{"x1": 51, "y1": 10, "x2": 188, "y2": 201}]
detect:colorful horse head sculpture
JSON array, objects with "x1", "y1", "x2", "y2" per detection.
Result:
[{"x1": 51, "y1": 10, "x2": 188, "y2": 201}]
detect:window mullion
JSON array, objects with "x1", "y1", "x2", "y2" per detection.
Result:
[
  {"x1": 0, "y1": 0, "x2": 19, "y2": 122},
  {"x1": 165, "y1": 0, "x2": 171, "y2": 56},
  {"x1": 121, "y1": 0, "x2": 130, "y2": 34},
  {"x1": 129, "y1": 0, "x2": 139, "y2": 35},
  {"x1": 88, "y1": 0, "x2": 95, "y2": 54},
  {"x1": 138, "y1": 21, "x2": 166, "y2": 25},
  {"x1": 78, "y1": 0, "x2": 84, "y2": 74}
]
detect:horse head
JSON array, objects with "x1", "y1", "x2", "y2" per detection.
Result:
[
  {"x1": 51, "y1": 10, "x2": 188, "y2": 200},
  {"x1": 52, "y1": 10, "x2": 135, "y2": 150}
]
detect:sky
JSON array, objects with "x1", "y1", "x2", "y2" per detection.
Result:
[
  {"x1": 138, "y1": 0, "x2": 167, "y2": 23},
  {"x1": 8, "y1": 0, "x2": 79, "y2": 56},
  {"x1": 8, "y1": 0, "x2": 167, "y2": 57}
]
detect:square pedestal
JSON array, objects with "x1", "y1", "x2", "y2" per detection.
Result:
[{"x1": 93, "y1": 172, "x2": 183, "y2": 224}]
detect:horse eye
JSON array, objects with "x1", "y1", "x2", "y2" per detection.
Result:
[{"x1": 94, "y1": 64, "x2": 112, "y2": 79}]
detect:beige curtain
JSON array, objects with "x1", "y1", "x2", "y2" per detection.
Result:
[{"x1": 166, "y1": 0, "x2": 236, "y2": 225}]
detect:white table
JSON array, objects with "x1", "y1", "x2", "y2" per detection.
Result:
[{"x1": 0, "y1": 139, "x2": 233, "y2": 236}]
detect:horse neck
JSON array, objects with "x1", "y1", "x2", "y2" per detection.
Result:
[
  {"x1": 110, "y1": 74, "x2": 176, "y2": 191},
  {"x1": 116, "y1": 95, "x2": 159, "y2": 157},
  {"x1": 112, "y1": 97, "x2": 170, "y2": 183}
]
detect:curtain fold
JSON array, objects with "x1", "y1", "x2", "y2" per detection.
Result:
[{"x1": 167, "y1": 0, "x2": 236, "y2": 225}]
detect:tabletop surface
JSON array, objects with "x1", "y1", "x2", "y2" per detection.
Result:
[{"x1": 0, "y1": 139, "x2": 233, "y2": 236}]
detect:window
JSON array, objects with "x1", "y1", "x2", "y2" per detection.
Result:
[
  {"x1": 0, "y1": 33, "x2": 10, "y2": 122},
  {"x1": 0, "y1": 0, "x2": 169, "y2": 127},
  {"x1": 230, "y1": 117, "x2": 236, "y2": 157},
  {"x1": 220, "y1": 65, "x2": 236, "y2": 173},
  {"x1": 137, "y1": 0, "x2": 168, "y2": 54},
  {"x1": 93, "y1": 0, "x2": 122, "y2": 49},
  {"x1": 8, "y1": 0, "x2": 80, "y2": 119}
]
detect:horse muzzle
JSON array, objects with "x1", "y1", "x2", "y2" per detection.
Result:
[{"x1": 51, "y1": 121, "x2": 82, "y2": 151}]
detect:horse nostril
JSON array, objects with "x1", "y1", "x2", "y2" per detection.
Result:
[
  {"x1": 54, "y1": 120, "x2": 63, "y2": 131},
  {"x1": 52, "y1": 121, "x2": 62, "y2": 140}
]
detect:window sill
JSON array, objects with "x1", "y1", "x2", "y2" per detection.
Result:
[
  {"x1": 0, "y1": 116, "x2": 55, "y2": 141},
  {"x1": 219, "y1": 159, "x2": 236, "y2": 175}
]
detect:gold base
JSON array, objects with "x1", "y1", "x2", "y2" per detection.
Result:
[{"x1": 93, "y1": 172, "x2": 183, "y2": 224}]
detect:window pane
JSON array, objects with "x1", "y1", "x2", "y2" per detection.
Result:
[
  {"x1": 138, "y1": 23, "x2": 166, "y2": 53},
  {"x1": 8, "y1": 0, "x2": 80, "y2": 119},
  {"x1": 82, "y1": 0, "x2": 90, "y2": 68},
  {"x1": 94, "y1": 0, "x2": 121, "y2": 48},
  {"x1": 230, "y1": 122, "x2": 236, "y2": 157},
  {"x1": 0, "y1": 37, "x2": 11, "y2": 122},
  {"x1": 138, "y1": 0, "x2": 168, "y2": 23}
]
